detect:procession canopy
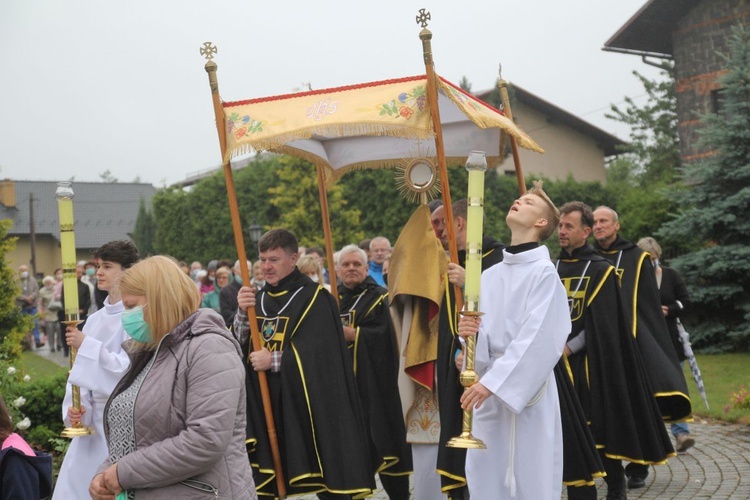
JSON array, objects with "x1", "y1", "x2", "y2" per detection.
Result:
[{"x1": 221, "y1": 75, "x2": 544, "y2": 185}]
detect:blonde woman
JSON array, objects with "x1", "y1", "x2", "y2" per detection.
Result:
[
  {"x1": 297, "y1": 254, "x2": 330, "y2": 291},
  {"x1": 89, "y1": 256, "x2": 255, "y2": 499}
]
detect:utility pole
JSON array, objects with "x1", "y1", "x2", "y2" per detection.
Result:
[{"x1": 29, "y1": 193, "x2": 37, "y2": 277}]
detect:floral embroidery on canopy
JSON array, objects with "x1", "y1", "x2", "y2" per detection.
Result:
[{"x1": 377, "y1": 85, "x2": 427, "y2": 120}]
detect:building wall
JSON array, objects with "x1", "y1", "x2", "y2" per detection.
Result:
[
  {"x1": 496, "y1": 102, "x2": 608, "y2": 183},
  {"x1": 672, "y1": 0, "x2": 750, "y2": 163},
  {"x1": 9, "y1": 235, "x2": 94, "y2": 279}
]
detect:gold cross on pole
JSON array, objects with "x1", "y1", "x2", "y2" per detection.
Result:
[
  {"x1": 416, "y1": 8, "x2": 431, "y2": 28},
  {"x1": 200, "y1": 41, "x2": 218, "y2": 61}
]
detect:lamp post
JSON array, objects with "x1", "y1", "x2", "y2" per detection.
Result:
[{"x1": 248, "y1": 221, "x2": 263, "y2": 259}]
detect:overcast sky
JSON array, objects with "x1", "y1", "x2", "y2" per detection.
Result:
[{"x1": 0, "y1": 0, "x2": 663, "y2": 187}]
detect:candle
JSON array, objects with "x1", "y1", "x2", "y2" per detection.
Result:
[
  {"x1": 56, "y1": 182, "x2": 79, "y2": 320},
  {"x1": 463, "y1": 151, "x2": 487, "y2": 311}
]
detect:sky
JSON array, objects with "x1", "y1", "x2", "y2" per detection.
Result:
[{"x1": 0, "y1": 0, "x2": 664, "y2": 187}]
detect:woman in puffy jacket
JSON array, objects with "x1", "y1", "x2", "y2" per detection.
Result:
[{"x1": 89, "y1": 255, "x2": 256, "y2": 499}]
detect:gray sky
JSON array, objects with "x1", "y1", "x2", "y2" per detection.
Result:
[{"x1": 0, "y1": 0, "x2": 662, "y2": 187}]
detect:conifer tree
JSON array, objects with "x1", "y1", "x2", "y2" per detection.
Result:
[
  {"x1": 0, "y1": 220, "x2": 33, "y2": 361},
  {"x1": 659, "y1": 25, "x2": 750, "y2": 351},
  {"x1": 132, "y1": 198, "x2": 156, "y2": 256}
]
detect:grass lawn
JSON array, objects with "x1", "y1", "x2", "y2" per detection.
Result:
[
  {"x1": 19, "y1": 351, "x2": 67, "y2": 379},
  {"x1": 685, "y1": 353, "x2": 750, "y2": 424}
]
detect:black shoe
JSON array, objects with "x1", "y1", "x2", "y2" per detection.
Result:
[
  {"x1": 627, "y1": 476, "x2": 646, "y2": 489},
  {"x1": 606, "y1": 489, "x2": 627, "y2": 500}
]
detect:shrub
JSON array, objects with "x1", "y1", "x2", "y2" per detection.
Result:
[{"x1": 730, "y1": 377, "x2": 750, "y2": 411}]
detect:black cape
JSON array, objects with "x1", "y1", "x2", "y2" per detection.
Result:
[
  {"x1": 555, "y1": 358, "x2": 605, "y2": 486},
  {"x1": 556, "y1": 245, "x2": 674, "y2": 464},
  {"x1": 594, "y1": 237, "x2": 692, "y2": 422},
  {"x1": 245, "y1": 269, "x2": 375, "y2": 499},
  {"x1": 339, "y1": 276, "x2": 412, "y2": 477},
  {"x1": 436, "y1": 236, "x2": 504, "y2": 493}
]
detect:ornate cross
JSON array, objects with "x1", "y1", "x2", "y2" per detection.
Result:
[
  {"x1": 416, "y1": 9, "x2": 431, "y2": 28},
  {"x1": 200, "y1": 42, "x2": 218, "y2": 61}
]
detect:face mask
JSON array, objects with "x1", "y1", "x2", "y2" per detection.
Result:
[
  {"x1": 308, "y1": 274, "x2": 320, "y2": 283},
  {"x1": 20, "y1": 271, "x2": 29, "y2": 279},
  {"x1": 652, "y1": 258, "x2": 660, "y2": 268},
  {"x1": 121, "y1": 305, "x2": 153, "y2": 343},
  {"x1": 55, "y1": 273, "x2": 63, "y2": 280},
  {"x1": 235, "y1": 275, "x2": 243, "y2": 284},
  {"x1": 86, "y1": 268, "x2": 96, "y2": 276}
]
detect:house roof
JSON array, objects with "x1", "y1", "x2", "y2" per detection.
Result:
[
  {"x1": 603, "y1": 0, "x2": 700, "y2": 57},
  {"x1": 475, "y1": 85, "x2": 627, "y2": 157},
  {"x1": 0, "y1": 180, "x2": 157, "y2": 249}
]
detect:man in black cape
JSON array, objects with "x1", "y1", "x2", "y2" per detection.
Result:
[
  {"x1": 557, "y1": 202, "x2": 674, "y2": 500},
  {"x1": 435, "y1": 199, "x2": 505, "y2": 499},
  {"x1": 592, "y1": 206, "x2": 692, "y2": 490},
  {"x1": 233, "y1": 229, "x2": 374, "y2": 499},
  {"x1": 336, "y1": 244, "x2": 412, "y2": 500}
]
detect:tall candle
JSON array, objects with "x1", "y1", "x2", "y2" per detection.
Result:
[
  {"x1": 56, "y1": 182, "x2": 79, "y2": 320},
  {"x1": 463, "y1": 151, "x2": 487, "y2": 312}
]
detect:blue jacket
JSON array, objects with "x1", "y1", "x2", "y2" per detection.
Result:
[
  {"x1": 368, "y1": 261, "x2": 385, "y2": 287},
  {"x1": 0, "y1": 445, "x2": 53, "y2": 499}
]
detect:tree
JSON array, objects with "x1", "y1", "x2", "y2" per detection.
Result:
[
  {"x1": 0, "y1": 220, "x2": 33, "y2": 361},
  {"x1": 99, "y1": 170, "x2": 118, "y2": 183},
  {"x1": 658, "y1": 25, "x2": 750, "y2": 351},
  {"x1": 131, "y1": 198, "x2": 156, "y2": 256},
  {"x1": 607, "y1": 65, "x2": 681, "y2": 186},
  {"x1": 605, "y1": 66, "x2": 685, "y2": 246},
  {"x1": 152, "y1": 157, "x2": 280, "y2": 264},
  {"x1": 268, "y1": 157, "x2": 363, "y2": 248}
]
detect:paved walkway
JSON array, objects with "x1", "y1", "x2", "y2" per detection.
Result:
[{"x1": 34, "y1": 344, "x2": 750, "y2": 499}]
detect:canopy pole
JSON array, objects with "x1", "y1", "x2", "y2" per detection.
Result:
[
  {"x1": 201, "y1": 43, "x2": 286, "y2": 499},
  {"x1": 497, "y1": 64, "x2": 526, "y2": 195},
  {"x1": 316, "y1": 165, "x2": 339, "y2": 303},
  {"x1": 417, "y1": 9, "x2": 463, "y2": 312}
]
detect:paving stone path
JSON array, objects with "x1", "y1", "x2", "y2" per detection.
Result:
[{"x1": 37, "y1": 346, "x2": 750, "y2": 499}]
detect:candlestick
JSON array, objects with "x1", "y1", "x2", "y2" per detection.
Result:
[
  {"x1": 56, "y1": 182, "x2": 92, "y2": 438},
  {"x1": 447, "y1": 151, "x2": 487, "y2": 449}
]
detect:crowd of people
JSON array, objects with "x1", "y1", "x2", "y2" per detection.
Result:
[{"x1": 8, "y1": 189, "x2": 696, "y2": 499}]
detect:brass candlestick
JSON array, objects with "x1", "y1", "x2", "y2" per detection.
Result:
[
  {"x1": 56, "y1": 182, "x2": 92, "y2": 438},
  {"x1": 447, "y1": 151, "x2": 488, "y2": 450}
]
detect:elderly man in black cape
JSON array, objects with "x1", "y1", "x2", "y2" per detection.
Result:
[
  {"x1": 557, "y1": 202, "x2": 674, "y2": 500},
  {"x1": 233, "y1": 229, "x2": 374, "y2": 499},
  {"x1": 593, "y1": 206, "x2": 692, "y2": 490},
  {"x1": 336, "y1": 244, "x2": 412, "y2": 500}
]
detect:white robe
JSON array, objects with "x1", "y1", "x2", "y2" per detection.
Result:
[
  {"x1": 467, "y1": 246, "x2": 570, "y2": 500},
  {"x1": 53, "y1": 297, "x2": 130, "y2": 500}
]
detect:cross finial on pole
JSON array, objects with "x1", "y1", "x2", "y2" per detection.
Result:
[
  {"x1": 416, "y1": 8, "x2": 431, "y2": 28},
  {"x1": 200, "y1": 41, "x2": 218, "y2": 61}
]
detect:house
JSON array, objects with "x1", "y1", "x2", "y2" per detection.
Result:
[
  {"x1": 475, "y1": 85, "x2": 626, "y2": 183},
  {"x1": 0, "y1": 180, "x2": 157, "y2": 277},
  {"x1": 603, "y1": 0, "x2": 750, "y2": 164}
]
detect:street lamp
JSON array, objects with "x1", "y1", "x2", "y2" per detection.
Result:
[{"x1": 248, "y1": 221, "x2": 263, "y2": 258}]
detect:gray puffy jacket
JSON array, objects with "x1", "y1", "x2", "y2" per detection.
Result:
[{"x1": 98, "y1": 308, "x2": 256, "y2": 499}]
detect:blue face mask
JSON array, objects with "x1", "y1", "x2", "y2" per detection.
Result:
[{"x1": 121, "y1": 305, "x2": 153, "y2": 343}]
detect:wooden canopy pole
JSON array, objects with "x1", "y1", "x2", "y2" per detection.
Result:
[
  {"x1": 497, "y1": 64, "x2": 527, "y2": 195},
  {"x1": 316, "y1": 165, "x2": 339, "y2": 303},
  {"x1": 417, "y1": 9, "x2": 463, "y2": 311},
  {"x1": 201, "y1": 43, "x2": 286, "y2": 499}
]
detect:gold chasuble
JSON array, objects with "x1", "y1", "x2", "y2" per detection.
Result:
[{"x1": 389, "y1": 204, "x2": 448, "y2": 443}]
